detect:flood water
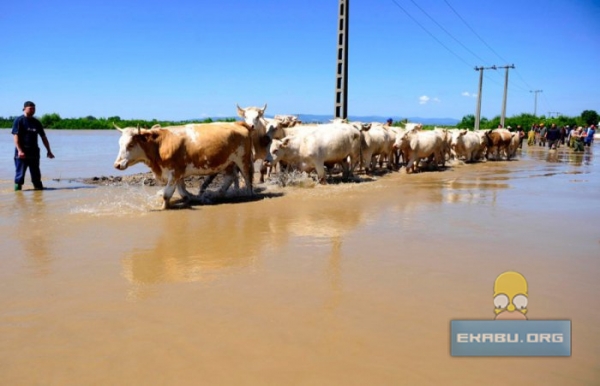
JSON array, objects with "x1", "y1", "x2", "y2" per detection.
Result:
[{"x1": 1, "y1": 130, "x2": 599, "y2": 385}]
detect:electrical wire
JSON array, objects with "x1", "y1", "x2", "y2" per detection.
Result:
[{"x1": 388, "y1": 0, "x2": 473, "y2": 68}]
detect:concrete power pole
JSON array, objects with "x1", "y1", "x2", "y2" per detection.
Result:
[
  {"x1": 499, "y1": 64, "x2": 515, "y2": 128},
  {"x1": 474, "y1": 65, "x2": 496, "y2": 130},
  {"x1": 334, "y1": 0, "x2": 349, "y2": 119},
  {"x1": 529, "y1": 90, "x2": 542, "y2": 117}
]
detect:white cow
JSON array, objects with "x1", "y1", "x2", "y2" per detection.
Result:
[
  {"x1": 236, "y1": 104, "x2": 275, "y2": 183},
  {"x1": 359, "y1": 122, "x2": 395, "y2": 172},
  {"x1": 451, "y1": 130, "x2": 484, "y2": 163},
  {"x1": 394, "y1": 128, "x2": 444, "y2": 173},
  {"x1": 266, "y1": 122, "x2": 362, "y2": 183},
  {"x1": 387, "y1": 126, "x2": 407, "y2": 167}
]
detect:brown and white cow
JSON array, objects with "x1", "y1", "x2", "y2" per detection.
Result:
[
  {"x1": 113, "y1": 123, "x2": 254, "y2": 209},
  {"x1": 484, "y1": 128, "x2": 513, "y2": 160}
]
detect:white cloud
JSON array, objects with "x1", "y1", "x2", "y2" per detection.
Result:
[
  {"x1": 462, "y1": 91, "x2": 477, "y2": 98},
  {"x1": 419, "y1": 95, "x2": 440, "y2": 105}
]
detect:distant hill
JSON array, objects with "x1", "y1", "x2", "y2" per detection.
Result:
[
  {"x1": 293, "y1": 114, "x2": 459, "y2": 126},
  {"x1": 206, "y1": 114, "x2": 459, "y2": 126}
]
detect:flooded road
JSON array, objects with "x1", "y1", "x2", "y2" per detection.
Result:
[{"x1": 0, "y1": 134, "x2": 599, "y2": 385}]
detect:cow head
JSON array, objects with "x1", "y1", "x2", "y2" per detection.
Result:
[
  {"x1": 392, "y1": 129, "x2": 409, "y2": 150},
  {"x1": 113, "y1": 124, "x2": 153, "y2": 170},
  {"x1": 265, "y1": 137, "x2": 291, "y2": 166},
  {"x1": 264, "y1": 118, "x2": 286, "y2": 140},
  {"x1": 237, "y1": 103, "x2": 267, "y2": 131}
]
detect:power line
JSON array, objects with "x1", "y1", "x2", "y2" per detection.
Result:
[
  {"x1": 443, "y1": 0, "x2": 534, "y2": 93},
  {"x1": 443, "y1": 0, "x2": 509, "y2": 64},
  {"x1": 389, "y1": 0, "x2": 540, "y2": 111},
  {"x1": 407, "y1": 0, "x2": 491, "y2": 66},
  {"x1": 388, "y1": 0, "x2": 473, "y2": 68}
]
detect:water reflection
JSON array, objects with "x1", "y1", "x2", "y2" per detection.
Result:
[
  {"x1": 525, "y1": 144, "x2": 594, "y2": 166},
  {"x1": 121, "y1": 190, "x2": 372, "y2": 299},
  {"x1": 14, "y1": 192, "x2": 53, "y2": 276}
]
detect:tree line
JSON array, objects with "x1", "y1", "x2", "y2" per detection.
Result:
[
  {"x1": 455, "y1": 110, "x2": 599, "y2": 131},
  {"x1": 1, "y1": 110, "x2": 597, "y2": 130},
  {"x1": 0, "y1": 114, "x2": 235, "y2": 130}
]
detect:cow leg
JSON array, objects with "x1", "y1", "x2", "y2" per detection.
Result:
[
  {"x1": 200, "y1": 174, "x2": 218, "y2": 195},
  {"x1": 438, "y1": 150, "x2": 446, "y2": 168},
  {"x1": 234, "y1": 159, "x2": 254, "y2": 195},
  {"x1": 258, "y1": 160, "x2": 266, "y2": 183},
  {"x1": 406, "y1": 156, "x2": 417, "y2": 173},
  {"x1": 217, "y1": 173, "x2": 236, "y2": 196},
  {"x1": 315, "y1": 164, "x2": 327, "y2": 184},
  {"x1": 161, "y1": 181, "x2": 178, "y2": 210},
  {"x1": 362, "y1": 151, "x2": 373, "y2": 174},
  {"x1": 341, "y1": 159, "x2": 351, "y2": 180},
  {"x1": 175, "y1": 181, "x2": 196, "y2": 205}
]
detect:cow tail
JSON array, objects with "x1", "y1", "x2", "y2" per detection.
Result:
[{"x1": 358, "y1": 132, "x2": 364, "y2": 172}]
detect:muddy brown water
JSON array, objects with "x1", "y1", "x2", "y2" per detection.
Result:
[{"x1": 1, "y1": 137, "x2": 599, "y2": 385}]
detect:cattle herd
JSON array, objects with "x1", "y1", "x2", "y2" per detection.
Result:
[{"x1": 113, "y1": 105, "x2": 522, "y2": 209}]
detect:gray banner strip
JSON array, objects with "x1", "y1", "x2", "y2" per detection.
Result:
[{"x1": 450, "y1": 320, "x2": 571, "y2": 357}]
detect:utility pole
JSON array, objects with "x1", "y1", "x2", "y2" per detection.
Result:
[
  {"x1": 499, "y1": 64, "x2": 515, "y2": 128},
  {"x1": 474, "y1": 65, "x2": 497, "y2": 130},
  {"x1": 529, "y1": 90, "x2": 542, "y2": 116},
  {"x1": 334, "y1": 0, "x2": 349, "y2": 119}
]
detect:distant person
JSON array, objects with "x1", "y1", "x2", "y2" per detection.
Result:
[
  {"x1": 539, "y1": 123, "x2": 547, "y2": 147},
  {"x1": 559, "y1": 125, "x2": 567, "y2": 145},
  {"x1": 545, "y1": 123, "x2": 560, "y2": 149},
  {"x1": 516, "y1": 125, "x2": 525, "y2": 149},
  {"x1": 567, "y1": 126, "x2": 577, "y2": 148},
  {"x1": 527, "y1": 124, "x2": 537, "y2": 146},
  {"x1": 386, "y1": 118, "x2": 393, "y2": 126},
  {"x1": 573, "y1": 127, "x2": 585, "y2": 152},
  {"x1": 12, "y1": 101, "x2": 55, "y2": 191},
  {"x1": 584, "y1": 124, "x2": 596, "y2": 147}
]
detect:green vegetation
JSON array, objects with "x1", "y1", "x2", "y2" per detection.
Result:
[
  {"x1": 455, "y1": 111, "x2": 595, "y2": 131},
  {"x1": 1, "y1": 110, "x2": 597, "y2": 130},
  {"x1": 0, "y1": 114, "x2": 236, "y2": 130}
]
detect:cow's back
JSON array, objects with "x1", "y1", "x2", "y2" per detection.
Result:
[{"x1": 166, "y1": 123, "x2": 252, "y2": 175}]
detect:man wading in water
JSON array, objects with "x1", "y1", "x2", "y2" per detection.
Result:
[{"x1": 12, "y1": 101, "x2": 55, "y2": 191}]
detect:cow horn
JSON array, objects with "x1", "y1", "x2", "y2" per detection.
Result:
[
  {"x1": 137, "y1": 124, "x2": 140, "y2": 135},
  {"x1": 113, "y1": 123, "x2": 124, "y2": 132},
  {"x1": 261, "y1": 103, "x2": 267, "y2": 114}
]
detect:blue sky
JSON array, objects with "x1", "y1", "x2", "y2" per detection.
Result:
[{"x1": 2, "y1": 0, "x2": 599, "y2": 121}]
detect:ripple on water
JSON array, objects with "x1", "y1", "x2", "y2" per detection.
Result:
[{"x1": 69, "y1": 185, "x2": 159, "y2": 216}]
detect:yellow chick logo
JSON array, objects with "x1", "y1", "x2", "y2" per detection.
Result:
[{"x1": 494, "y1": 271, "x2": 528, "y2": 320}]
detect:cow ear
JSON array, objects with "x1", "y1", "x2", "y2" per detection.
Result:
[
  {"x1": 236, "y1": 104, "x2": 244, "y2": 118},
  {"x1": 282, "y1": 137, "x2": 291, "y2": 147}
]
